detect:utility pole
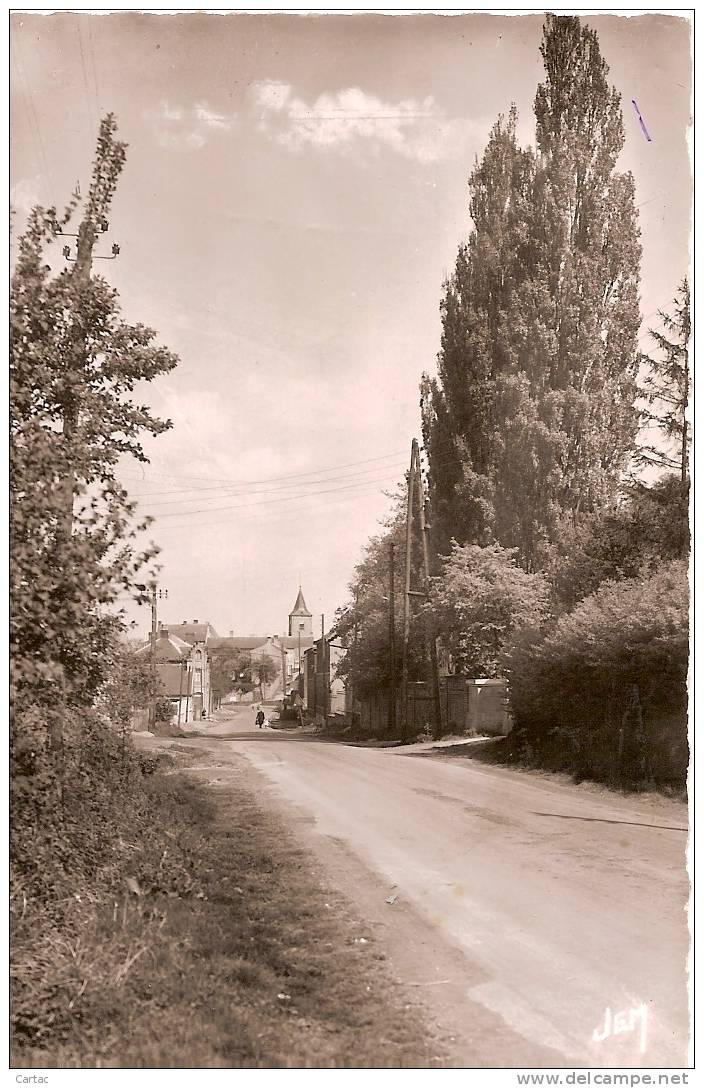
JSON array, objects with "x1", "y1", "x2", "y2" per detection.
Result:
[
  {"x1": 400, "y1": 438, "x2": 443, "y2": 741},
  {"x1": 416, "y1": 468, "x2": 444, "y2": 740},
  {"x1": 177, "y1": 659, "x2": 185, "y2": 727},
  {"x1": 59, "y1": 189, "x2": 120, "y2": 535},
  {"x1": 148, "y1": 583, "x2": 167, "y2": 732},
  {"x1": 401, "y1": 441, "x2": 418, "y2": 740},
  {"x1": 388, "y1": 541, "x2": 397, "y2": 736},
  {"x1": 321, "y1": 613, "x2": 327, "y2": 722}
]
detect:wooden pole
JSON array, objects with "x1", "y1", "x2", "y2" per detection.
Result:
[
  {"x1": 148, "y1": 582, "x2": 158, "y2": 732},
  {"x1": 321, "y1": 613, "x2": 327, "y2": 721},
  {"x1": 388, "y1": 541, "x2": 397, "y2": 736},
  {"x1": 281, "y1": 644, "x2": 287, "y2": 698},
  {"x1": 61, "y1": 213, "x2": 98, "y2": 536},
  {"x1": 416, "y1": 468, "x2": 444, "y2": 740},
  {"x1": 401, "y1": 441, "x2": 417, "y2": 740},
  {"x1": 177, "y1": 658, "x2": 184, "y2": 727}
]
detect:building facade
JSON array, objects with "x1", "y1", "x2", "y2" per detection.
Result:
[{"x1": 136, "y1": 626, "x2": 212, "y2": 724}]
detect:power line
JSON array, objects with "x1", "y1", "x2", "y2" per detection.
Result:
[
  {"x1": 75, "y1": 17, "x2": 96, "y2": 142},
  {"x1": 11, "y1": 34, "x2": 54, "y2": 207},
  {"x1": 149, "y1": 481, "x2": 394, "y2": 533},
  {"x1": 119, "y1": 448, "x2": 407, "y2": 489},
  {"x1": 87, "y1": 22, "x2": 102, "y2": 116},
  {"x1": 128, "y1": 458, "x2": 409, "y2": 504},
  {"x1": 148, "y1": 470, "x2": 406, "y2": 521}
]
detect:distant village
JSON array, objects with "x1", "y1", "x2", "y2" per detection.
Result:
[
  {"x1": 135, "y1": 587, "x2": 351, "y2": 726},
  {"x1": 134, "y1": 584, "x2": 513, "y2": 737}
]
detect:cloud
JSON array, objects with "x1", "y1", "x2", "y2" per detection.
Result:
[
  {"x1": 250, "y1": 81, "x2": 480, "y2": 164},
  {"x1": 146, "y1": 100, "x2": 235, "y2": 150},
  {"x1": 11, "y1": 176, "x2": 44, "y2": 217}
]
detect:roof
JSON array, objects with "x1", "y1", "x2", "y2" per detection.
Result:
[
  {"x1": 209, "y1": 636, "x2": 271, "y2": 653},
  {"x1": 289, "y1": 587, "x2": 312, "y2": 617},
  {"x1": 162, "y1": 622, "x2": 219, "y2": 645},
  {"x1": 276, "y1": 634, "x2": 315, "y2": 650},
  {"x1": 136, "y1": 632, "x2": 191, "y2": 661}
]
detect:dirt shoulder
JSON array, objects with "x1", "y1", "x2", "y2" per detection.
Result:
[{"x1": 21, "y1": 736, "x2": 443, "y2": 1068}]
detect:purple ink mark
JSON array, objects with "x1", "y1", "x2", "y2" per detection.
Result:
[{"x1": 631, "y1": 99, "x2": 652, "y2": 142}]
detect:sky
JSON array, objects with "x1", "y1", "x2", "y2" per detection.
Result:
[{"x1": 10, "y1": 11, "x2": 692, "y2": 639}]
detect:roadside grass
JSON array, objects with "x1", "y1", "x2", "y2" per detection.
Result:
[
  {"x1": 413, "y1": 736, "x2": 688, "y2": 803},
  {"x1": 12, "y1": 753, "x2": 440, "y2": 1069}
]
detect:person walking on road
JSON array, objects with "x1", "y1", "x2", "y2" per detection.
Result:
[{"x1": 255, "y1": 709, "x2": 265, "y2": 729}]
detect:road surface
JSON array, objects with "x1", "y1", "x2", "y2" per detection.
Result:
[{"x1": 180, "y1": 706, "x2": 690, "y2": 1068}]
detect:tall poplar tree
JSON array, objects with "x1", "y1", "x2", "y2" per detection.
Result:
[
  {"x1": 421, "y1": 108, "x2": 531, "y2": 555},
  {"x1": 423, "y1": 15, "x2": 642, "y2": 570}
]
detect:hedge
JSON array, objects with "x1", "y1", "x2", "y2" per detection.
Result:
[{"x1": 505, "y1": 559, "x2": 689, "y2": 786}]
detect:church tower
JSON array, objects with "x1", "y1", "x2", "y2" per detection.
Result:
[{"x1": 288, "y1": 586, "x2": 313, "y2": 637}]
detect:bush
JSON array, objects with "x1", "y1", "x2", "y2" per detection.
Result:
[
  {"x1": 505, "y1": 560, "x2": 689, "y2": 786},
  {"x1": 429, "y1": 542, "x2": 550, "y2": 676}
]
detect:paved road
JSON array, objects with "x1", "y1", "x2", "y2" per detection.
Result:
[{"x1": 185, "y1": 706, "x2": 690, "y2": 1067}]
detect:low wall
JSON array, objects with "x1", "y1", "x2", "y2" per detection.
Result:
[{"x1": 355, "y1": 677, "x2": 513, "y2": 739}]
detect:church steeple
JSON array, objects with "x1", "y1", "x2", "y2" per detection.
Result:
[{"x1": 289, "y1": 586, "x2": 312, "y2": 637}]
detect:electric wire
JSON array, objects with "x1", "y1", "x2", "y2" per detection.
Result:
[
  {"x1": 128, "y1": 458, "x2": 409, "y2": 505},
  {"x1": 119, "y1": 448, "x2": 407, "y2": 489},
  {"x1": 75, "y1": 17, "x2": 96, "y2": 141},
  {"x1": 11, "y1": 34, "x2": 55, "y2": 208},
  {"x1": 148, "y1": 470, "x2": 406, "y2": 521},
  {"x1": 150, "y1": 481, "x2": 395, "y2": 533},
  {"x1": 87, "y1": 22, "x2": 102, "y2": 117}
]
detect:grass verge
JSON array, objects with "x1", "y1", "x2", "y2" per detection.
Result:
[{"x1": 12, "y1": 749, "x2": 440, "y2": 1068}]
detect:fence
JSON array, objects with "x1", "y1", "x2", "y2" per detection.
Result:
[{"x1": 355, "y1": 677, "x2": 512, "y2": 739}]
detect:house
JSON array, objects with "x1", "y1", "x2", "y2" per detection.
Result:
[
  {"x1": 303, "y1": 629, "x2": 351, "y2": 723},
  {"x1": 136, "y1": 626, "x2": 212, "y2": 724}
]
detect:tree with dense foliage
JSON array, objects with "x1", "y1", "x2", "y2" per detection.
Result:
[
  {"x1": 636, "y1": 279, "x2": 690, "y2": 481},
  {"x1": 422, "y1": 14, "x2": 641, "y2": 570},
  {"x1": 505, "y1": 560, "x2": 689, "y2": 786},
  {"x1": 335, "y1": 497, "x2": 427, "y2": 704},
  {"x1": 256, "y1": 654, "x2": 278, "y2": 694},
  {"x1": 427, "y1": 543, "x2": 550, "y2": 677},
  {"x1": 11, "y1": 114, "x2": 177, "y2": 752},
  {"x1": 11, "y1": 113, "x2": 177, "y2": 831},
  {"x1": 549, "y1": 474, "x2": 689, "y2": 610},
  {"x1": 210, "y1": 649, "x2": 251, "y2": 705}
]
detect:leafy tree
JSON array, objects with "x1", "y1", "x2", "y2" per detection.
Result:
[
  {"x1": 210, "y1": 649, "x2": 251, "y2": 704},
  {"x1": 422, "y1": 15, "x2": 641, "y2": 570},
  {"x1": 427, "y1": 543, "x2": 550, "y2": 677},
  {"x1": 256, "y1": 654, "x2": 278, "y2": 691},
  {"x1": 550, "y1": 474, "x2": 689, "y2": 610},
  {"x1": 420, "y1": 108, "x2": 531, "y2": 554},
  {"x1": 10, "y1": 114, "x2": 177, "y2": 757},
  {"x1": 335, "y1": 498, "x2": 427, "y2": 702},
  {"x1": 154, "y1": 697, "x2": 175, "y2": 724},
  {"x1": 636, "y1": 279, "x2": 690, "y2": 481}
]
